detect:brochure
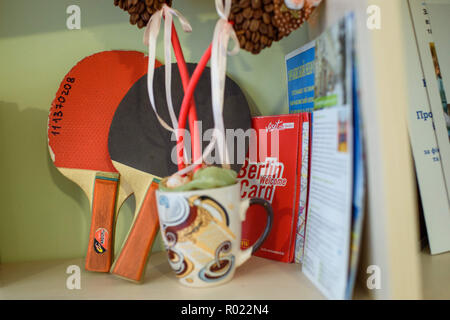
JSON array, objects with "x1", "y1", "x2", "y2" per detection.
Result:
[
  {"x1": 408, "y1": 0, "x2": 450, "y2": 254},
  {"x1": 303, "y1": 13, "x2": 357, "y2": 300},
  {"x1": 345, "y1": 44, "x2": 366, "y2": 300},
  {"x1": 286, "y1": 42, "x2": 316, "y2": 113},
  {"x1": 294, "y1": 113, "x2": 311, "y2": 263}
]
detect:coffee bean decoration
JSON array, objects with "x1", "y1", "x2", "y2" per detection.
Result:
[
  {"x1": 229, "y1": 0, "x2": 319, "y2": 54},
  {"x1": 114, "y1": 0, "x2": 172, "y2": 29},
  {"x1": 113, "y1": 0, "x2": 318, "y2": 54},
  {"x1": 252, "y1": 0, "x2": 262, "y2": 9},
  {"x1": 273, "y1": 0, "x2": 316, "y2": 38},
  {"x1": 249, "y1": 19, "x2": 260, "y2": 32},
  {"x1": 229, "y1": 0, "x2": 279, "y2": 54},
  {"x1": 244, "y1": 8, "x2": 254, "y2": 20}
]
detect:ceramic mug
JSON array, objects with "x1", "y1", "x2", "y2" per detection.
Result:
[{"x1": 155, "y1": 182, "x2": 273, "y2": 287}]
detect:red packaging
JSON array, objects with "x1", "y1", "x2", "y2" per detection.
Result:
[{"x1": 238, "y1": 113, "x2": 310, "y2": 263}]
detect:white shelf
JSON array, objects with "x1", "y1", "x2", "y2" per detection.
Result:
[
  {"x1": 421, "y1": 248, "x2": 450, "y2": 300},
  {"x1": 1, "y1": 252, "x2": 328, "y2": 300},
  {"x1": 2, "y1": 249, "x2": 448, "y2": 300}
]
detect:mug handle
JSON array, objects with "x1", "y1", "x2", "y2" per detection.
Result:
[{"x1": 236, "y1": 198, "x2": 274, "y2": 267}]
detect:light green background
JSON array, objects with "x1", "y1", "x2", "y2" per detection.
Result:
[{"x1": 0, "y1": 0, "x2": 308, "y2": 263}]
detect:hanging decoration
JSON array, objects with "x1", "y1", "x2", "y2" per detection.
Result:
[
  {"x1": 228, "y1": 0, "x2": 322, "y2": 54},
  {"x1": 114, "y1": 0, "x2": 322, "y2": 53},
  {"x1": 114, "y1": 0, "x2": 173, "y2": 29}
]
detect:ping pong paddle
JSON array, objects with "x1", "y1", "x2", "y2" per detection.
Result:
[
  {"x1": 108, "y1": 62, "x2": 252, "y2": 282},
  {"x1": 47, "y1": 51, "x2": 160, "y2": 272}
]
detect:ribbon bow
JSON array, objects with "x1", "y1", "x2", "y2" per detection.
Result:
[
  {"x1": 210, "y1": 0, "x2": 240, "y2": 168},
  {"x1": 144, "y1": 4, "x2": 192, "y2": 135}
]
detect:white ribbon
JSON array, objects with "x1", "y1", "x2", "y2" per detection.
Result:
[
  {"x1": 285, "y1": 0, "x2": 322, "y2": 10},
  {"x1": 175, "y1": 0, "x2": 239, "y2": 176},
  {"x1": 144, "y1": 4, "x2": 192, "y2": 136},
  {"x1": 144, "y1": 4, "x2": 192, "y2": 164},
  {"x1": 210, "y1": 0, "x2": 239, "y2": 168}
]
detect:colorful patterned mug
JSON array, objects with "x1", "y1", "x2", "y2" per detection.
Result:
[{"x1": 156, "y1": 182, "x2": 273, "y2": 287}]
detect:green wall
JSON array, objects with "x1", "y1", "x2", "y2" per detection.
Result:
[{"x1": 0, "y1": 0, "x2": 309, "y2": 263}]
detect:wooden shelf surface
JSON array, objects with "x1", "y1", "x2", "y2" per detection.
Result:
[
  {"x1": 4, "y1": 248, "x2": 447, "y2": 300},
  {"x1": 0, "y1": 252, "x2": 325, "y2": 300},
  {"x1": 421, "y1": 248, "x2": 450, "y2": 300}
]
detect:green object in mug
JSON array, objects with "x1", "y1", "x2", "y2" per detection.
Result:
[{"x1": 159, "y1": 166, "x2": 237, "y2": 192}]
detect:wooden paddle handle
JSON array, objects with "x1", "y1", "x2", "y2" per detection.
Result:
[
  {"x1": 85, "y1": 175, "x2": 119, "y2": 272},
  {"x1": 111, "y1": 182, "x2": 160, "y2": 282}
]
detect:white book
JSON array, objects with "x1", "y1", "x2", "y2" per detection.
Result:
[{"x1": 407, "y1": 0, "x2": 450, "y2": 254}]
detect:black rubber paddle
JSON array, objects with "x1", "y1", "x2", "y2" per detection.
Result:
[{"x1": 108, "y1": 63, "x2": 251, "y2": 282}]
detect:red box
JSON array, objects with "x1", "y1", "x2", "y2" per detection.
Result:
[{"x1": 238, "y1": 113, "x2": 310, "y2": 263}]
